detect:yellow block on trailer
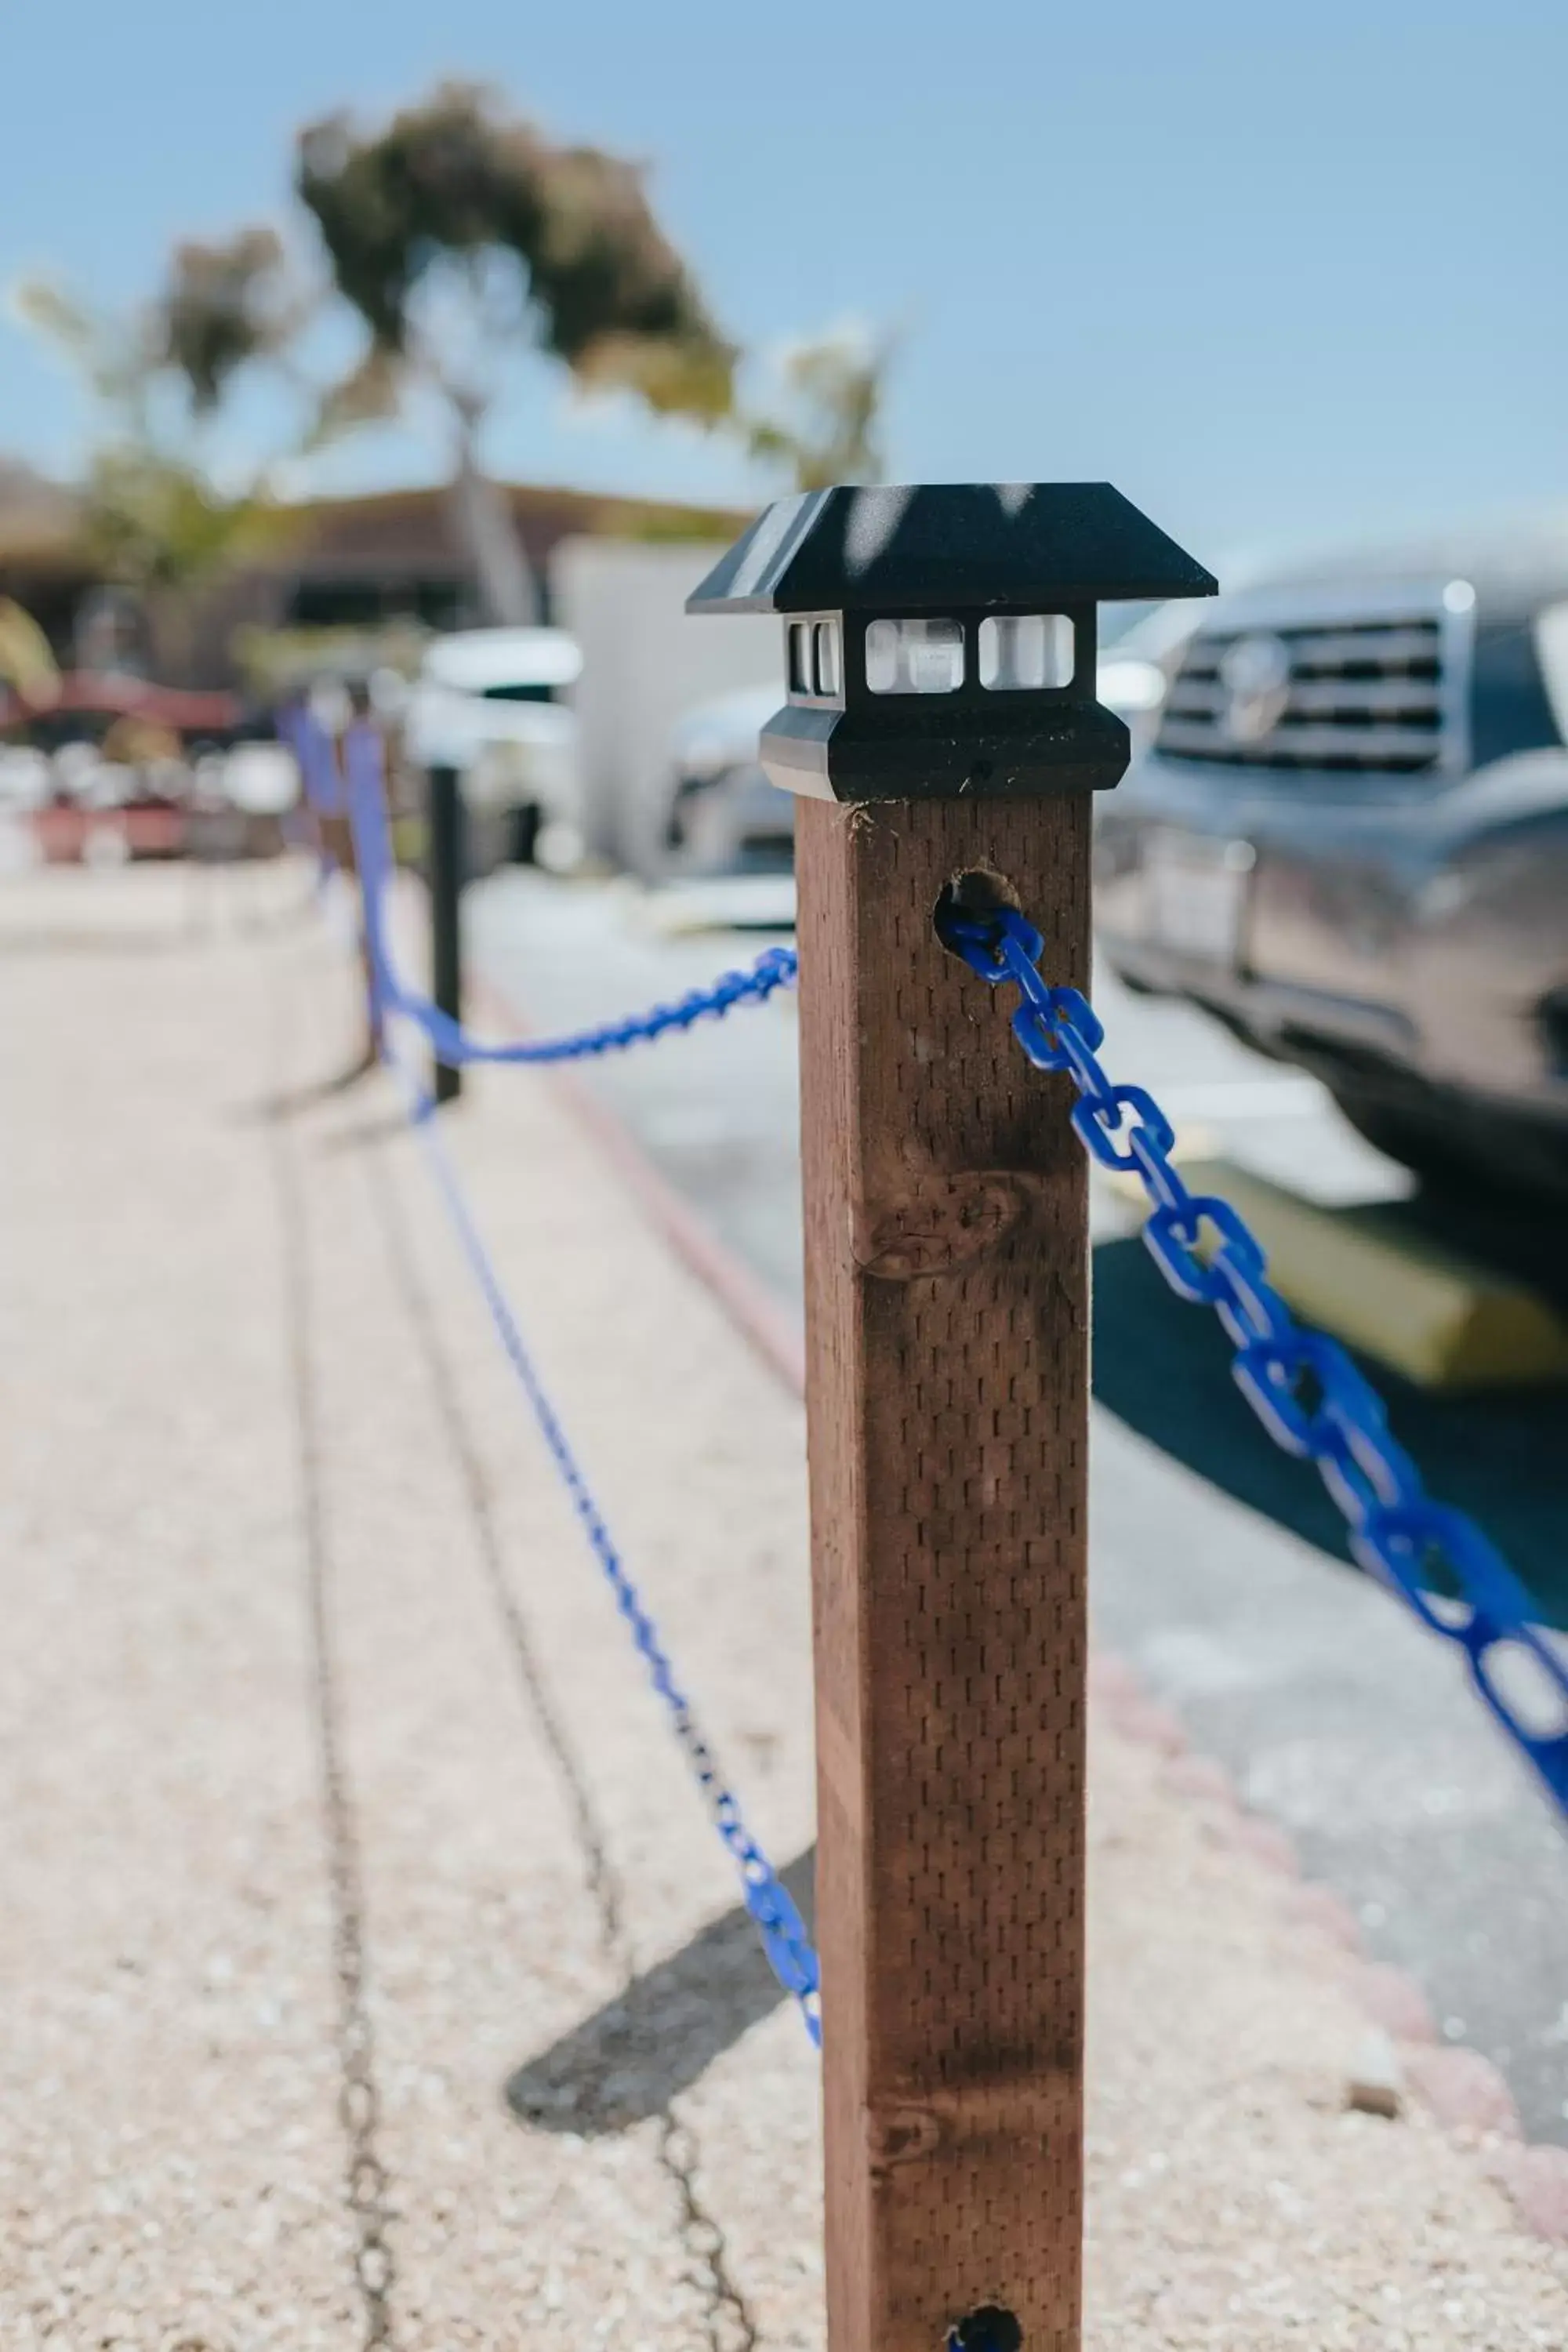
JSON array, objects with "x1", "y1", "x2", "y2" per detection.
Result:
[{"x1": 1121, "y1": 1156, "x2": 1568, "y2": 1393}]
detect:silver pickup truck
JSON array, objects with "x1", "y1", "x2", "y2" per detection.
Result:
[{"x1": 1096, "y1": 524, "x2": 1568, "y2": 1201}]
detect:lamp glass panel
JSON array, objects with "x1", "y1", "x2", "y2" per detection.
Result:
[
  {"x1": 979, "y1": 613, "x2": 1074, "y2": 690},
  {"x1": 787, "y1": 621, "x2": 812, "y2": 695},
  {"x1": 813, "y1": 619, "x2": 842, "y2": 699},
  {"x1": 865, "y1": 617, "x2": 964, "y2": 695}
]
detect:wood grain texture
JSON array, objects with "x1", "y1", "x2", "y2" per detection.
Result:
[{"x1": 797, "y1": 793, "x2": 1090, "y2": 2352}]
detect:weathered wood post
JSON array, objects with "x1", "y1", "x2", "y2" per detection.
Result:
[
  {"x1": 426, "y1": 760, "x2": 465, "y2": 1105},
  {"x1": 691, "y1": 486, "x2": 1214, "y2": 2352}
]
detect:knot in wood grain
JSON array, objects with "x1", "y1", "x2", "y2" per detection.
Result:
[
  {"x1": 854, "y1": 1173, "x2": 1036, "y2": 1279},
  {"x1": 866, "y1": 2103, "x2": 944, "y2": 2176}
]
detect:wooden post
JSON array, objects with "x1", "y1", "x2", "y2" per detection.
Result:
[
  {"x1": 797, "y1": 792, "x2": 1091, "y2": 2352},
  {"x1": 427, "y1": 761, "x2": 464, "y2": 1106},
  {"x1": 684, "y1": 478, "x2": 1214, "y2": 2352}
]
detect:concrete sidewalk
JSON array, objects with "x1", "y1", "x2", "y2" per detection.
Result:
[{"x1": 1, "y1": 862, "x2": 1563, "y2": 2350}]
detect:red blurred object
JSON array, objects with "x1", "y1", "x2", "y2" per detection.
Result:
[
  {"x1": 5, "y1": 674, "x2": 241, "y2": 863},
  {"x1": 0, "y1": 672, "x2": 241, "y2": 733}
]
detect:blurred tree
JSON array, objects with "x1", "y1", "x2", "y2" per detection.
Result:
[
  {"x1": 15, "y1": 89, "x2": 892, "y2": 676},
  {"x1": 0, "y1": 596, "x2": 60, "y2": 699},
  {"x1": 154, "y1": 226, "x2": 304, "y2": 409},
  {"x1": 293, "y1": 82, "x2": 735, "y2": 623},
  {"x1": 13, "y1": 274, "x2": 294, "y2": 676},
  {"x1": 745, "y1": 329, "x2": 895, "y2": 491},
  {"x1": 12, "y1": 279, "x2": 158, "y2": 432}
]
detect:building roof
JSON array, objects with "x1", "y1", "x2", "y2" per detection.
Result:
[
  {"x1": 687, "y1": 482, "x2": 1218, "y2": 615},
  {"x1": 0, "y1": 467, "x2": 753, "y2": 578}
]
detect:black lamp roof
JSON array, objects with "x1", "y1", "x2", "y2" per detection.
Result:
[{"x1": 686, "y1": 482, "x2": 1218, "y2": 615}]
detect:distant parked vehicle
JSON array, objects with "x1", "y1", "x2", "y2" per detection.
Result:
[
  {"x1": 205, "y1": 741, "x2": 298, "y2": 817},
  {"x1": 1095, "y1": 600, "x2": 1207, "y2": 751},
  {"x1": 1096, "y1": 521, "x2": 1568, "y2": 1201},
  {"x1": 0, "y1": 746, "x2": 49, "y2": 809},
  {"x1": 406, "y1": 626, "x2": 583, "y2": 868},
  {"x1": 0, "y1": 673, "x2": 246, "y2": 863},
  {"x1": 0, "y1": 671, "x2": 240, "y2": 736},
  {"x1": 654, "y1": 619, "x2": 1196, "y2": 882},
  {"x1": 656, "y1": 683, "x2": 794, "y2": 876}
]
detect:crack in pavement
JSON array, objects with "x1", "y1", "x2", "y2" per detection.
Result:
[
  {"x1": 267, "y1": 963, "x2": 399, "y2": 2348},
  {"x1": 365, "y1": 1137, "x2": 759, "y2": 2352}
]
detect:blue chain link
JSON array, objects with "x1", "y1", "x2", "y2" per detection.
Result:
[
  {"x1": 334, "y1": 723, "x2": 820, "y2": 2037},
  {"x1": 279, "y1": 700, "x2": 345, "y2": 817},
  {"x1": 945, "y1": 902, "x2": 1568, "y2": 1819},
  {"x1": 403, "y1": 1090, "x2": 822, "y2": 2041},
  {"x1": 332, "y1": 720, "x2": 796, "y2": 1065}
]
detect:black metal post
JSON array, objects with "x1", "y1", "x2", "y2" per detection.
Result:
[{"x1": 427, "y1": 762, "x2": 464, "y2": 1106}]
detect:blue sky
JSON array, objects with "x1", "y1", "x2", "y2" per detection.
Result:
[{"x1": 2, "y1": 0, "x2": 1566, "y2": 577}]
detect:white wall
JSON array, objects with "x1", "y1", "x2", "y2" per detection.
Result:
[{"x1": 550, "y1": 536, "x2": 780, "y2": 872}]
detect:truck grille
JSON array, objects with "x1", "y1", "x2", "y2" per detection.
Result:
[{"x1": 1156, "y1": 605, "x2": 1451, "y2": 775}]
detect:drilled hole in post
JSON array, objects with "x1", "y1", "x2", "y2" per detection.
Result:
[
  {"x1": 933, "y1": 869, "x2": 1022, "y2": 960},
  {"x1": 947, "y1": 2305, "x2": 1023, "y2": 2352}
]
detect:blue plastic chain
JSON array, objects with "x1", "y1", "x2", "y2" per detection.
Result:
[
  {"x1": 331, "y1": 727, "x2": 820, "y2": 2038},
  {"x1": 945, "y1": 901, "x2": 1568, "y2": 1819},
  {"x1": 398, "y1": 1086, "x2": 822, "y2": 2041},
  {"x1": 311, "y1": 715, "x2": 797, "y2": 1066},
  {"x1": 279, "y1": 700, "x2": 345, "y2": 818}
]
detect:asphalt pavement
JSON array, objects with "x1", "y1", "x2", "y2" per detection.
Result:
[{"x1": 470, "y1": 864, "x2": 1568, "y2": 2148}]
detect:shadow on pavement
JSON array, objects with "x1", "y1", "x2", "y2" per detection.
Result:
[
  {"x1": 504, "y1": 1845, "x2": 815, "y2": 2134},
  {"x1": 1092, "y1": 1234, "x2": 1568, "y2": 1630},
  {"x1": 235, "y1": 1048, "x2": 381, "y2": 1126}
]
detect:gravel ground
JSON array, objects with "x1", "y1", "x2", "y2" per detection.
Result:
[{"x1": 0, "y1": 862, "x2": 1563, "y2": 2349}]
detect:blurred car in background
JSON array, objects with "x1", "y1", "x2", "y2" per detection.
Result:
[
  {"x1": 0, "y1": 745, "x2": 51, "y2": 811},
  {"x1": 0, "y1": 673, "x2": 257, "y2": 862},
  {"x1": 406, "y1": 626, "x2": 583, "y2": 869},
  {"x1": 658, "y1": 682, "x2": 794, "y2": 876},
  {"x1": 653, "y1": 616, "x2": 1199, "y2": 884},
  {"x1": 1096, "y1": 523, "x2": 1568, "y2": 1201},
  {"x1": 1095, "y1": 599, "x2": 1209, "y2": 750}
]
